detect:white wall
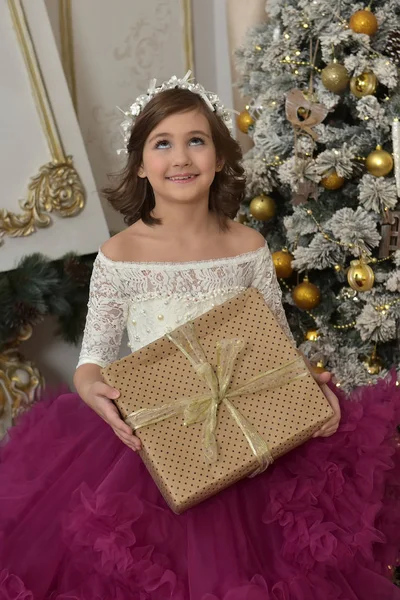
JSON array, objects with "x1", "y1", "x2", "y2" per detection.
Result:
[{"x1": 192, "y1": 0, "x2": 234, "y2": 118}]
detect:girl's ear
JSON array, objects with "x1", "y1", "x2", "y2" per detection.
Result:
[
  {"x1": 215, "y1": 159, "x2": 224, "y2": 172},
  {"x1": 138, "y1": 164, "x2": 146, "y2": 178}
]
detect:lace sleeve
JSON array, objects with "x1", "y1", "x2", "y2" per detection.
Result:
[
  {"x1": 77, "y1": 253, "x2": 129, "y2": 368},
  {"x1": 252, "y1": 243, "x2": 296, "y2": 347}
]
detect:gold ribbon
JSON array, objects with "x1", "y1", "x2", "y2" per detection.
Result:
[{"x1": 126, "y1": 322, "x2": 308, "y2": 476}]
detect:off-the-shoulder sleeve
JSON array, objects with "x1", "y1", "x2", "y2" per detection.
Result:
[
  {"x1": 77, "y1": 253, "x2": 129, "y2": 368},
  {"x1": 252, "y1": 243, "x2": 296, "y2": 347}
]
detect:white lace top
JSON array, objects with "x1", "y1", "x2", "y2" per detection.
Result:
[{"x1": 77, "y1": 242, "x2": 296, "y2": 368}]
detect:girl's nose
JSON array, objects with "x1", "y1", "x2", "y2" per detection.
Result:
[{"x1": 172, "y1": 145, "x2": 192, "y2": 167}]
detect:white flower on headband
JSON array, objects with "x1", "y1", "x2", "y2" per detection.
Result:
[{"x1": 116, "y1": 71, "x2": 234, "y2": 155}]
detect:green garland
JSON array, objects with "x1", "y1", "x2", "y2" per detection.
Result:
[{"x1": 0, "y1": 252, "x2": 95, "y2": 351}]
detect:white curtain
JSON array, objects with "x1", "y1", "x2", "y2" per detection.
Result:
[{"x1": 226, "y1": 0, "x2": 268, "y2": 152}]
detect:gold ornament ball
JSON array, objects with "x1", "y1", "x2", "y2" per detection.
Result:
[
  {"x1": 349, "y1": 9, "x2": 378, "y2": 36},
  {"x1": 363, "y1": 352, "x2": 383, "y2": 375},
  {"x1": 347, "y1": 259, "x2": 375, "y2": 292},
  {"x1": 321, "y1": 62, "x2": 349, "y2": 94},
  {"x1": 305, "y1": 329, "x2": 320, "y2": 342},
  {"x1": 272, "y1": 249, "x2": 294, "y2": 279},
  {"x1": 350, "y1": 72, "x2": 377, "y2": 98},
  {"x1": 237, "y1": 109, "x2": 255, "y2": 134},
  {"x1": 292, "y1": 277, "x2": 321, "y2": 310},
  {"x1": 249, "y1": 194, "x2": 276, "y2": 221},
  {"x1": 321, "y1": 171, "x2": 345, "y2": 190},
  {"x1": 366, "y1": 146, "x2": 394, "y2": 177}
]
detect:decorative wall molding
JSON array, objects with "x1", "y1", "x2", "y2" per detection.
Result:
[{"x1": 1, "y1": 0, "x2": 85, "y2": 246}]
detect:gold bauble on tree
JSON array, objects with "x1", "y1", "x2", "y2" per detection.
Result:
[
  {"x1": 272, "y1": 249, "x2": 294, "y2": 279},
  {"x1": 249, "y1": 194, "x2": 276, "y2": 221},
  {"x1": 349, "y1": 8, "x2": 378, "y2": 36},
  {"x1": 305, "y1": 329, "x2": 320, "y2": 342},
  {"x1": 321, "y1": 171, "x2": 345, "y2": 190},
  {"x1": 237, "y1": 109, "x2": 255, "y2": 134},
  {"x1": 292, "y1": 276, "x2": 321, "y2": 310},
  {"x1": 347, "y1": 259, "x2": 375, "y2": 292},
  {"x1": 321, "y1": 60, "x2": 349, "y2": 94},
  {"x1": 366, "y1": 145, "x2": 394, "y2": 177},
  {"x1": 350, "y1": 72, "x2": 378, "y2": 98}
]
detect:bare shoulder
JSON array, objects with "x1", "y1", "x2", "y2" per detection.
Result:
[
  {"x1": 100, "y1": 222, "x2": 146, "y2": 262},
  {"x1": 227, "y1": 221, "x2": 266, "y2": 253}
]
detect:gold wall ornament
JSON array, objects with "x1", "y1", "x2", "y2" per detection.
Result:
[
  {"x1": 181, "y1": 0, "x2": 194, "y2": 74},
  {"x1": 2, "y1": 0, "x2": 86, "y2": 246},
  {"x1": 0, "y1": 325, "x2": 44, "y2": 439},
  {"x1": 59, "y1": 0, "x2": 77, "y2": 112},
  {"x1": 0, "y1": 157, "x2": 85, "y2": 238}
]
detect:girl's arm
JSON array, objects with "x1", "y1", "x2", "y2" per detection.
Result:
[
  {"x1": 251, "y1": 242, "x2": 296, "y2": 346},
  {"x1": 73, "y1": 253, "x2": 141, "y2": 451}
]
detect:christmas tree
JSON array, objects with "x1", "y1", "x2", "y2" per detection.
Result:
[{"x1": 235, "y1": 0, "x2": 400, "y2": 391}]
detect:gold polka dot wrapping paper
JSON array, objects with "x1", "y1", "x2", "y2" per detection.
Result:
[{"x1": 101, "y1": 288, "x2": 333, "y2": 514}]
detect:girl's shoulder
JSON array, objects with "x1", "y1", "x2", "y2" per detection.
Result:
[
  {"x1": 100, "y1": 223, "x2": 148, "y2": 263},
  {"x1": 226, "y1": 221, "x2": 266, "y2": 255}
]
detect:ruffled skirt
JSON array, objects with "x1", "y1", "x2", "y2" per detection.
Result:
[{"x1": 1, "y1": 375, "x2": 400, "y2": 599}]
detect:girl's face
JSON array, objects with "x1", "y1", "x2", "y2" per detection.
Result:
[{"x1": 139, "y1": 109, "x2": 222, "y2": 207}]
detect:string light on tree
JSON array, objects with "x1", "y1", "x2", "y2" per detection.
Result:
[
  {"x1": 272, "y1": 249, "x2": 294, "y2": 278},
  {"x1": 292, "y1": 276, "x2": 321, "y2": 310},
  {"x1": 349, "y1": 7, "x2": 378, "y2": 36},
  {"x1": 366, "y1": 145, "x2": 394, "y2": 177},
  {"x1": 249, "y1": 194, "x2": 276, "y2": 221}
]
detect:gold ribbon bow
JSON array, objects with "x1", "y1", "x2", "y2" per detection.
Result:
[{"x1": 126, "y1": 322, "x2": 308, "y2": 476}]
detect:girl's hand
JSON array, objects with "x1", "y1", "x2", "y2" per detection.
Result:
[
  {"x1": 311, "y1": 370, "x2": 341, "y2": 438},
  {"x1": 83, "y1": 382, "x2": 142, "y2": 451}
]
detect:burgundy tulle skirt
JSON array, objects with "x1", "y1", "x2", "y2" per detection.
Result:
[{"x1": 1, "y1": 375, "x2": 400, "y2": 599}]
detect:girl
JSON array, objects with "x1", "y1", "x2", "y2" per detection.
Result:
[{"x1": 1, "y1": 74, "x2": 400, "y2": 600}]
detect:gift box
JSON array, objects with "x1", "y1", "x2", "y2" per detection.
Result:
[{"x1": 101, "y1": 288, "x2": 333, "y2": 514}]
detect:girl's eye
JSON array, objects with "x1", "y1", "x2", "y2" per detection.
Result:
[
  {"x1": 189, "y1": 137, "x2": 204, "y2": 146},
  {"x1": 154, "y1": 137, "x2": 205, "y2": 149},
  {"x1": 154, "y1": 139, "x2": 170, "y2": 149}
]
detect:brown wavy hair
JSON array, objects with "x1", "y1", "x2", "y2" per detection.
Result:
[{"x1": 103, "y1": 88, "x2": 245, "y2": 230}]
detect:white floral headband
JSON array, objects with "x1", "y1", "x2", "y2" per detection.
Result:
[{"x1": 117, "y1": 71, "x2": 234, "y2": 155}]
